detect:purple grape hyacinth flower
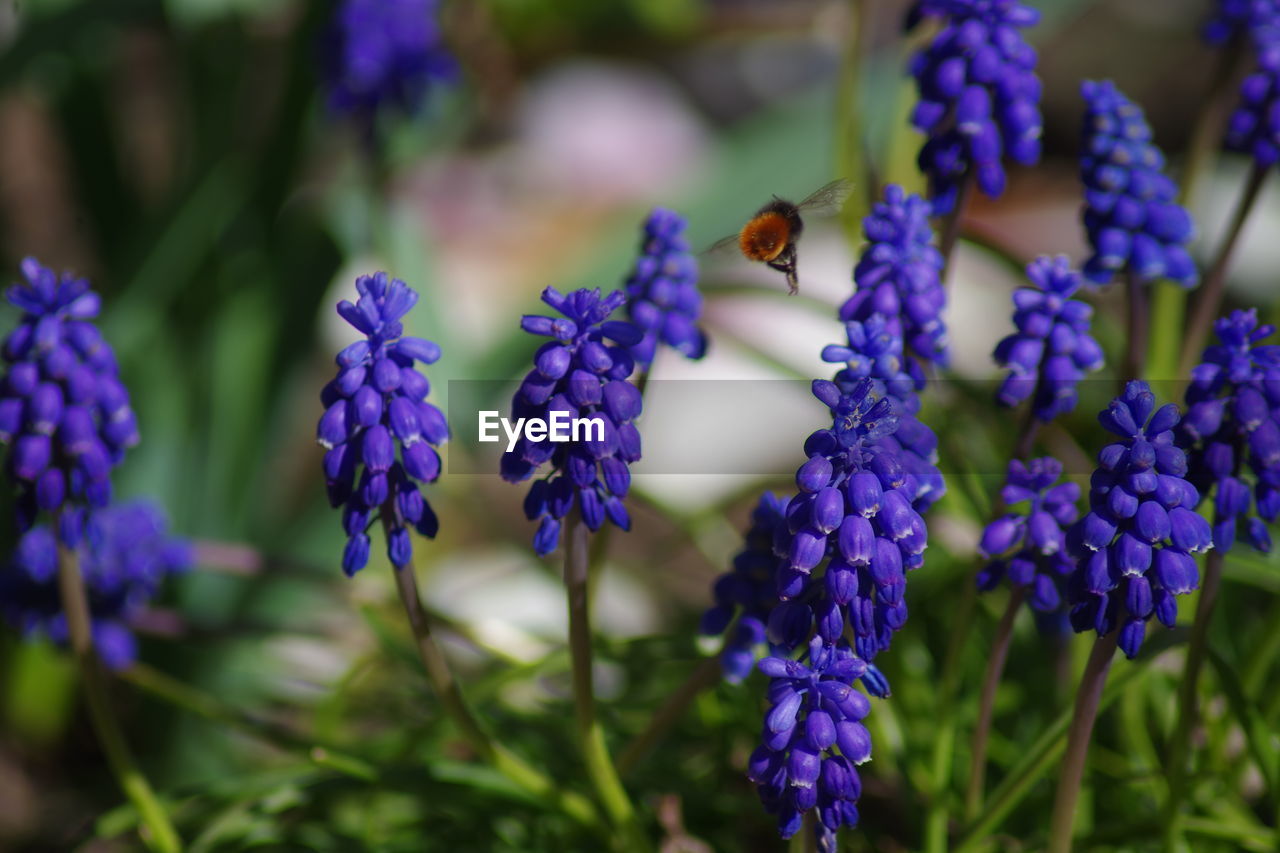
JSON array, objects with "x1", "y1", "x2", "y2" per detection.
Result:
[
  {"x1": 501, "y1": 287, "x2": 644, "y2": 556},
  {"x1": 624, "y1": 208, "x2": 708, "y2": 367},
  {"x1": 1227, "y1": 43, "x2": 1280, "y2": 168},
  {"x1": 701, "y1": 492, "x2": 787, "y2": 684},
  {"x1": 1067, "y1": 381, "x2": 1213, "y2": 659},
  {"x1": 993, "y1": 256, "x2": 1105, "y2": 422},
  {"x1": 977, "y1": 457, "x2": 1080, "y2": 612},
  {"x1": 770, "y1": 378, "x2": 929, "y2": 664},
  {"x1": 1079, "y1": 81, "x2": 1198, "y2": 288},
  {"x1": 0, "y1": 258, "x2": 140, "y2": 544},
  {"x1": 317, "y1": 272, "x2": 446, "y2": 577},
  {"x1": 822, "y1": 313, "x2": 946, "y2": 513},
  {"x1": 841, "y1": 185, "x2": 947, "y2": 384},
  {"x1": 321, "y1": 0, "x2": 457, "y2": 132},
  {"x1": 749, "y1": 636, "x2": 871, "y2": 846},
  {"x1": 906, "y1": 0, "x2": 1044, "y2": 215},
  {"x1": 1204, "y1": 0, "x2": 1280, "y2": 48},
  {"x1": 0, "y1": 500, "x2": 191, "y2": 670},
  {"x1": 1178, "y1": 309, "x2": 1280, "y2": 552}
]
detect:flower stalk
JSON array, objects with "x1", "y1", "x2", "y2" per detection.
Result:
[
  {"x1": 1047, "y1": 629, "x2": 1119, "y2": 853},
  {"x1": 965, "y1": 584, "x2": 1027, "y2": 820},
  {"x1": 56, "y1": 540, "x2": 181, "y2": 853}
]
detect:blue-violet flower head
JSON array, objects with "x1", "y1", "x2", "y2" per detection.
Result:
[
  {"x1": 1079, "y1": 80, "x2": 1198, "y2": 288},
  {"x1": 1227, "y1": 44, "x2": 1280, "y2": 168},
  {"x1": 318, "y1": 272, "x2": 446, "y2": 577},
  {"x1": 0, "y1": 500, "x2": 191, "y2": 670},
  {"x1": 501, "y1": 287, "x2": 644, "y2": 556},
  {"x1": 624, "y1": 208, "x2": 707, "y2": 367},
  {"x1": 977, "y1": 457, "x2": 1080, "y2": 611},
  {"x1": 0, "y1": 258, "x2": 139, "y2": 543},
  {"x1": 906, "y1": 0, "x2": 1043, "y2": 214},
  {"x1": 1204, "y1": 0, "x2": 1280, "y2": 48},
  {"x1": 993, "y1": 255, "x2": 1105, "y2": 422},
  {"x1": 1178, "y1": 308, "x2": 1280, "y2": 553},
  {"x1": 1067, "y1": 381, "x2": 1212, "y2": 659}
]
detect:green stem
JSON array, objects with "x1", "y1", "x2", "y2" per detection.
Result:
[
  {"x1": 1124, "y1": 270, "x2": 1149, "y2": 384},
  {"x1": 1163, "y1": 550, "x2": 1225, "y2": 849},
  {"x1": 1047, "y1": 630, "x2": 1119, "y2": 853},
  {"x1": 1148, "y1": 43, "x2": 1246, "y2": 381},
  {"x1": 1181, "y1": 163, "x2": 1270, "y2": 376},
  {"x1": 954, "y1": 656, "x2": 1151, "y2": 853},
  {"x1": 56, "y1": 541, "x2": 182, "y2": 853},
  {"x1": 381, "y1": 516, "x2": 602, "y2": 831},
  {"x1": 1243, "y1": 596, "x2": 1280, "y2": 697},
  {"x1": 923, "y1": 578, "x2": 978, "y2": 853},
  {"x1": 965, "y1": 585, "x2": 1026, "y2": 821},
  {"x1": 564, "y1": 513, "x2": 645, "y2": 848},
  {"x1": 617, "y1": 655, "x2": 721, "y2": 777},
  {"x1": 834, "y1": 0, "x2": 872, "y2": 236}
]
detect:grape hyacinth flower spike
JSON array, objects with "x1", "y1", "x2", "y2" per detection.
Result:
[
  {"x1": 841, "y1": 185, "x2": 947, "y2": 382},
  {"x1": 1067, "y1": 381, "x2": 1213, "y2": 658},
  {"x1": 624, "y1": 208, "x2": 708, "y2": 367},
  {"x1": 321, "y1": 0, "x2": 457, "y2": 134},
  {"x1": 1204, "y1": 0, "x2": 1280, "y2": 48},
  {"x1": 0, "y1": 258, "x2": 140, "y2": 543},
  {"x1": 906, "y1": 0, "x2": 1044, "y2": 215},
  {"x1": 977, "y1": 457, "x2": 1080, "y2": 611},
  {"x1": 0, "y1": 500, "x2": 191, "y2": 670},
  {"x1": 993, "y1": 256, "x2": 1105, "y2": 424},
  {"x1": 749, "y1": 636, "x2": 872, "y2": 846},
  {"x1": 501, "y1": 287, "x2": 644, "y2": 556},
  {"x1": 1226, "y1": 43, "x2": 1280, "y2": 168},
  {"x1": 771, "y1": 378, "x2": 929, "y2": 664},
  {"x1": 1178, "y1": 309, "x2": 1280, "y2": 552},
  {"x1": 701, "y1": 492, "x2": 788, "y2": 683},
  {"x1": 1079, "y1": 80, "x2": 1198, "y2": 288},
  {"x1": 317, "y1": 272, "x2": 447, "y2": 576}
]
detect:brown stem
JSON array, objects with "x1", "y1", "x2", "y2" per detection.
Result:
[
  {"x1": 939, "y1": 173, "x2": 974, "y2": 276},
  {"x1": 965, "y1": 585, "x2": 1027, "y2": 820},
  {"x1": 617, "y1": 656, "x2": 722, "y2": 776},
  {"x1": 1181, "y1": 163, "x2": 1270, "y2": 376},
  {"x1": 1047, "y1": 629, "x2": 1120, "y2": 853}
]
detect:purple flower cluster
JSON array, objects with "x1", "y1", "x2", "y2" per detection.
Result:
[
  {"x1": 623, "y1": 208, "x2": 707, "y2": 367},
  {"x1": 1079, "y1": 81, "x2": 1198, "y2": 288},
  {"x1": 0, "y1": 500, "x2": 190, "y2": 670},
  {"x1": 822, "y1": 316, "x2": 946, "y2": 513},
  {"x1": 0, "y1": 258, "x2": 139, "y2": 543},
  {"x1": 1204, "y1": 0, "x2": 1280, "y2": 47},
  {"x1": 772, "y1": 379, "x2": 928, "y2": 663},
  {"x1": 1227, "y1": 44, "x2": 1280, "y2": 168},
  {"x1": 906, "y1": 0, "x2": 1043, "y2": 214},
  {"x1": 501, "y1": 288, "x2": 644, "y2": 556},
  {"x1": 993, "y1": 256, "x2": 1105, "y2": 422},
  {"x1": 317, "y1": 272, "x2": 446, "y2": 577},
  {"x1": 749, "y1": 637, "x2": 871, "y2": 846},
  {"x1": 841, "y1": 185, "x2": 947, "y2": 384},
  {"x1": 977, "y1": 457, "x2": 1080, "y2": 612},
  {"x1": 321, "y1": 0, "x2": 456, "y2": 131},
  {"x1": 1067, "y1": 382, "x2": 1213, "y2": 658},
  {"x1": 700, "y1": 492, "x2": 786, "y2": 684},
  {"x1": 1178, "y1": 309, "x2": 1280, "y2": 552}
]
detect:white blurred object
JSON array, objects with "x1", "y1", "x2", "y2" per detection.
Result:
[{"x1": 516, "y1": 61, "x2": 711, "y2": 204}]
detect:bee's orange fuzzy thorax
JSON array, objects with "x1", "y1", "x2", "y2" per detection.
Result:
[{"x1": 738, "y1": 212, "x2": 790, "y2": 263}]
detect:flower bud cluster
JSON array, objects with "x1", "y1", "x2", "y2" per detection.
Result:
[
  {"x1": 0, "y1": 258, "x2": 139, "y2": 543},
  {"x1": 624, "y1": 208, "x2": 707, "y2": 367},
  {"x1": 501, "y1": 288, "x2": 644, "y2": 556},
  {"x1": 0, "y1": 500, "x2": 190, "y2": 670},
  {"x1": 977, "y1": 457, "x2": 1079, "y2": 611},
  {"x1": 906, "y1": 0, "x2": 1043, "y2": 214},
  {"x1": 317, "y1": 272, "x2": 447, "y2": 576},
  {"x1": 1079, "y1": 81, "x2": 1198, "y2": 288},
  {"x1": 1067, "y1": 381, "x2": 1213, "y2": 658},
  {"x1": 993, "y1": 256, "x2": 1105, "y2": 422},
  {"x1": 1178, "y1": 309, "x2": 1280, "y2": 553}
]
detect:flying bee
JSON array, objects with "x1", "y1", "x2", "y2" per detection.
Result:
[{"x1": 709, "y1": 179, "x2": 854, "y2": 294}]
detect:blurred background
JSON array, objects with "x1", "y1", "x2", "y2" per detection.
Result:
[{"x1": 0, "y1": 0, "x2": 1277, "y2": 850}]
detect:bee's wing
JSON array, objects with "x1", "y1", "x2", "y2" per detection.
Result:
[
  {"x1": 794, "y1": 178, "x2": 854, "y2": 216},
  {"x1": 704, "y1": 231, "x2": 742, "y2": 255}
]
